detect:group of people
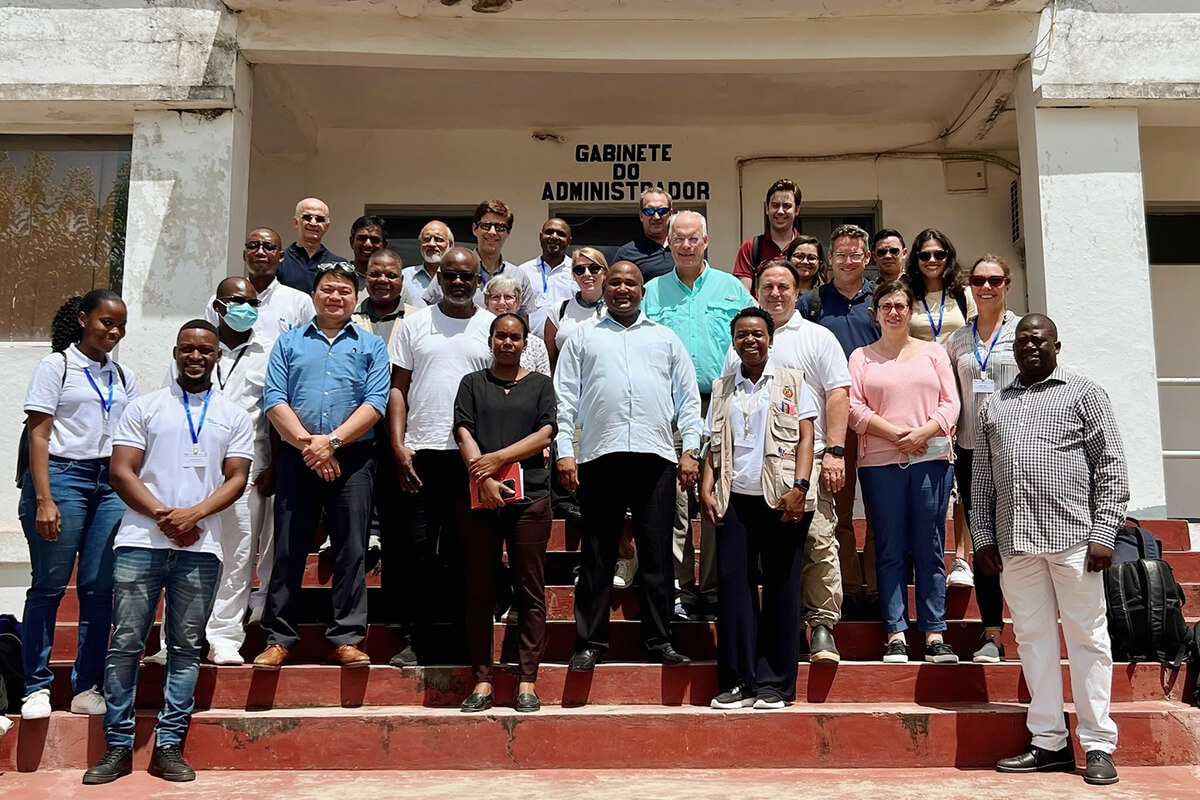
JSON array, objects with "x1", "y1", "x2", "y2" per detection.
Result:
[{"x1": 14, "y1": 182, "x2": 1127, "y2": 787}]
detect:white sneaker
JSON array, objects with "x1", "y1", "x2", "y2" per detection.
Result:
[
  {"x1": 70, "y1": 686, "x2": 106, "y2": 715},
  {"x1": 946, "y1": 557, "x2": 974, "y2": 587},
  {"x1": 318, "y1": 536, "x2": 332, "y2": 557},
  {"x1": 143, "y1": 649, "x2": 168, "y2": 666},
  {"x1": 0, "y1": 715, "x2": 12, "y2": 738},
  {"x1": 209, "y1": 646, "x2": 246, "y2": 666},
  {"x1": 20, "y1": 688, "x2": 52, "y2": 720},
  {"x1": 613, "y1": 554, "x2": 639, "y2": 589}
]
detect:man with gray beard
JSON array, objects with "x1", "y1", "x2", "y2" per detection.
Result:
[{"x1": 403, "y1": 220, "x2": 454, "y2": 310}]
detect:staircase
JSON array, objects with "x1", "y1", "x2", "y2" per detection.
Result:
[{"x1": 4, "y1": 519, "x2": 1200, "y2": 772}]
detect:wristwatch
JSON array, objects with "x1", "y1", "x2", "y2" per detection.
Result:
[
  {"x1": 825, "y1": 446, "x2": 845, "y2": 457},
  {"x1": 329, "y1": 434, "x2": 343, "y2": 451},
  {"x1": 683, "y1": 448, "x2": 701, "y2": 461},
  {"x1": 793, "y1": 477, "x2": 811, "y2": 491}
]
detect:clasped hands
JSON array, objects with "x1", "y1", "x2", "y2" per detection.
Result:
[
  {"x1": 469, "y1": 452, "x2": 514, "y2": 510},
  {"x1": 887, "y1": 425, "x2": 932, "y2": 456},
  {"x1": 300, "y1": 433, "x2": 341, "y2": 482},
  {"x1": 152, "y1": 506, "x2": 203, "y2": 547}
]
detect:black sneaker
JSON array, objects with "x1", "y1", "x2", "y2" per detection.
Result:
[
  {"x1": 882, "y1": 639, "x2": 909, "y2": 663},
  {"x1": 389, "y1": 644, "x2": 418, "y2": 668},
  {"x1": 149, "y1": 744, "x2": 196, "y2": 782},
  {"x1": 1084, "y1": 751, "x2": 1119, "y2": 785},
  {"x1": 710, "y1": 685, "x2": 756, "y2": 709},
  {"x1": 925, "y1": 640, "x2": 959, "y2": 663},
  {"x1": 82, "y1": 746, "x2": 133, "y2": 785}
]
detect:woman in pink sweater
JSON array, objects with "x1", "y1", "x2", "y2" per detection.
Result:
[{"x1": 848, "y1": 280, "x2": 961, "y2": 665}]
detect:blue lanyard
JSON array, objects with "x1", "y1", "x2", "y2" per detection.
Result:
[
  {"x1": 182, "y1": 389, "x2": 213, "y2": 453},
  {"x1": 973, "y1": 319, "x2": 1003, "y2": 374},
  {"x1": 538, "y1": 258, "x2": 550, "y2": 293},
  {"x1": 922, "y1": 291, "x2": 946, "y2": 338},
  {"x1": 81, "y1": 366, "x2": 115, "y2": 417}
]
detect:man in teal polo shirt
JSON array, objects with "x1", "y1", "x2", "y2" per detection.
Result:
[{"x1": 644, "y1": 210, "x2": 754, "y2": 620}]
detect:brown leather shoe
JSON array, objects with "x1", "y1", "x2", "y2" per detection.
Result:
[
  {"x1": 252, "y1": 644, "x2": 289, "y2": 671},
  {"x1": 330, "y1": 644, "x2": 370, "y2": 667}
]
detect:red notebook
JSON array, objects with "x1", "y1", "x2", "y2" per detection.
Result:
[{"x1": 469, "y1": 462, "x2": 525, "y2": 509}]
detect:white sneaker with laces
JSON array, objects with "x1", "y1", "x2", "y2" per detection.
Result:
[
  {"x1": 70, "y1": 686, "x2": 107, "y2": 715},
  {"x1": 946, "y1": 557, "x2": 974, "y2": 587},
  {"x1": 20, "y1": 688, "x2": 51, "y2": 720},
  {"x1": 613, "y1": 553, "x2": 639, "y2": 589},
  {"x1": 209, "y1": 646, "x2": 246, "y2": 666}
]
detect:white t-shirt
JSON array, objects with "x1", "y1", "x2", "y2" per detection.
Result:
[
  {"x1": 24, "y1": 344, "x2": 140, "y2": 460},
  {"x1": 518, "y1": 255, "x2": 573, "y2": 338},
  {"x1": 112, "y1": 383, "x2": 255, "y2": 560},
  {"x1": 390, "y1": 305, "x2": 495, "y2": 450},
  {"x1": 721, "y1": 311, "x2": 851, "y2": 453},
  {"x1": 203, "y1": 278, "x2": 314, "y2": 348},
  {"x1": 552, "y1": 295, "x2": 604, "y2": 351}
]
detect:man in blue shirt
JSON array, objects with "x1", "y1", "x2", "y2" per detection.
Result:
[
  {"x1": 612, "y1": 188, "x2": 675, "y2": 283},
  {"x1": 254, "y1": 261, "x2": 390, "y2": 670},
  {"x1": 644, "y1": 210, "x2": 754, "y2": 621},
  {"x1": 555, "y1": 261, "x2": 702, "y2": 671},
  {"x1": 276, "y1": 197, "x2": 348, "y2": 292},
  {"x1": 795, "y1": 223, "x2": 878, "y2": 619}
]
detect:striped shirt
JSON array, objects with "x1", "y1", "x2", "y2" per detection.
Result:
[
  {"x1": 944, "y1": 310, "x2": 1021, "y2": 450},
  {"x1": 971, "y1": 366, "x2": 1129, "y2": 557}
]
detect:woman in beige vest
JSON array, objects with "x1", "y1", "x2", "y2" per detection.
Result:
[{"x1": 699, "y1": 308, "x2": 818, "y2": 710}]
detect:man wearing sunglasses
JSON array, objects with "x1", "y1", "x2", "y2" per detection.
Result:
[
  {"x1": 203, "y1": 227, "x2": 314, "y2": 349},
  {"x1": 870, "y1": 229, "x2": 907, "y2": 283},
  {"x1": 613, "y1": 188, "x2": 676, "y2": 283},
  {"x1": 277, "y1": 197, "x2": 348, "y2": 293},
  {"x1": 733, "y1": 178, "x2": 802, "y2": 294}
]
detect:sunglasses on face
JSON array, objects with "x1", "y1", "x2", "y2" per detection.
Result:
[
  {"x1": 917, "y1": 250, "x2": 948, "y2": 262},
  {"x1": 641, "y1": 207, "x2": 672, "y2": 217},
  {"x1": 244, "y1": 241, "x2": 279, "y2": 252},
  {"x1": 300, "y1": 214, "x2": 327, "y2": 223},
  {"x1": 573, "y1": 263, "x2": 603, "y2": 275},
  {"x1": 875, "y1": 247, "x2": 901, "y2": 257},
  {"x1": 969, "y1": 275, "x2": 1008, "y2": 287},
  {"x1": 439, "y1": 270, "x2": 477, "y2": 283},
  {"x1": 476, "y1": 221, "x2": 510, "y2": 233},
  {"x1": 218, "y1": 296, "x2": 260, "y2": 307}
]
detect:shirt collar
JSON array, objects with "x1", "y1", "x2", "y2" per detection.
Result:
[
  {"x1": 66, "y1": 343, "x2": 113, "y2": 371},
  {"x1": 636, "y1": 232, "x2": 669, "y2": 251},
  {"x1": 303, "y1": 317, "x2": 361, "y2": 341},
  {"x1": 598, "y1": 308, "x2": 652, "y2": 330},
  {"x1": 355, "y1": 296, "x2": 403, "y2": 322},
  {"x1": 1009, "y1": 365, "x2": 1068, "y2": 391},
  {"x1": 735, "y1": 359, "x2": 775, "y2": 391},
  {"x1": 671, "y1": 260, "x2": 710, "y2": 291}
]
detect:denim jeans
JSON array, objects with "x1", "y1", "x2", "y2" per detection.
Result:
[
  {"x1": 19, "y1": 456, "x2": 126, "y2": 696},
  {"x1": 103, "y1": 546, "x2": 219, "y2": 749}
]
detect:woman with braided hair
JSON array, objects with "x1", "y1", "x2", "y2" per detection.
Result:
[{"x1": 18, "y1": 289, "x2": 139, "y2": 720}]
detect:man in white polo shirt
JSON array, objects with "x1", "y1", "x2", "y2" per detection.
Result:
[
  {"x1": 83, "y1": 320, "x2": 253, "y2": 785},
  {"x1": 388, "y1": 247, "x2": 495, "y2": 666}
]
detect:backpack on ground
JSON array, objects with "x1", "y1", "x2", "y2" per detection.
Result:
[
  {"x1": 1104, "y1": 518, "x2": 1189, "y2": 668},
  {"x1": 0, "y1": 615, "x2": 22, "y2": 715}
]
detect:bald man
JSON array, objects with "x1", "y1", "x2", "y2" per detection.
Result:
[{"x1": 277, "y1": 197, "x2": 348, "y2": 292}]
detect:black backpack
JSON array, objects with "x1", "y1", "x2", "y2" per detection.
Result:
[
  {"x1": 1104, "y1": 518, "x2": 1190, "y2": 668},
  {"x1": 14, "y1": 351, "x2": 127, "y2": 488},
  {"x1": 0, "y1": 615, "x2": 21, "y2": 715}
]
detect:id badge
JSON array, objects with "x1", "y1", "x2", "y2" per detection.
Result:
[
  {"x1": 100, "y1": 415, "x2": 111, "y2": 436},
  {"x1": 182, "y1": 451, "x2": 207, "y2": 468},
  {"x1": 973, "y1": 378, "x2": 996, "y2": 394},
  {"x1": 733, "y1": 426, "x2": 757, "y2": 448}
]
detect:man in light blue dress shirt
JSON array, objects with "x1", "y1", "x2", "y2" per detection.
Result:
[{"x1": 554, "y1": 261, "x2": 702, "y2": 673}]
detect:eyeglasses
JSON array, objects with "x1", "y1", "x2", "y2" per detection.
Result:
[
  {"x1": 917, "y1": 249, "x2": 948, "y2": 262},
  {"x1": 790, "y1": 253, "x2": 821, "y2": 265},
  {"x1": 573, "y1": 263, "x2": 603, "y2": 275},
  {"x1": 244, "y1": 241, "x2": 279, "y2": 252},
  {"x1": 217, "y1": 296, "x2": 260, "y2": 307},
  {"x1": 419, "y1": 235, "x2": 449, "y2": 245},
  {"x1": 300, "y1": 214, "x2": 327, "y2": 224},
  {"x1": 969, "y1": 275, "x2": 1008, "y2": 287},
  {"x1": 832, "y1": 252, "x2": 866, "y2": 264},
  {"x1": 641, "y1": 207, "x2": 672, "y2": 218},
  {"x1": 439, "y1": 270, "x2": 477, "y2": 283},
  {"x1": 877, "y1": 302, "x2": 910, "y2": 313},
  {"x1": 315, "y1": 261, "x2": 358, "y2": 278},
  {"x1": 487, "y1": 293, "x2": 518, "y2": 303},
  {"x1": 875, "y1": 247, "x2": 901, "y2": 257},
  {"x1": 476, "y1": 221, "x2": 510, "y2": 233},
  {"x1": 670, "y1": 235, "x2": 703, "y2": 247}
]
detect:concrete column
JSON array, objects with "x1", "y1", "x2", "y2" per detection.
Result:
[
  {"x1": 119, "y1": 57, "x2": 252, "y2": 384},
  {"x1": 1016, "y1": 63, "x2": 1165, "y2": 516}
]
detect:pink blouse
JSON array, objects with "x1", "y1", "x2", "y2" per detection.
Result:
[{"x1": 848, "y1": 340, "x2": 960, "y2": 468}]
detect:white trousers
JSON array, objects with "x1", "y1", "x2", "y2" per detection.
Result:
[
  {"x1": 205, "y1": 477, "x2": 274, "y2": 650},
  {"x1": 1000, "y1": 541, "x2": 1118, "y2": 754}
]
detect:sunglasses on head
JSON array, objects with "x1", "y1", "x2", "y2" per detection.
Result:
[
  {"x1": 300, "y1": 213, "x2": 327, "y2": 223},
  {"x1": 917, "y1": 250, "x2": 948, "y2": 262},
  {"x1": 875, "y1": 246, "x2": 901, "y2": 257},
  {"x1": 641, "y1": 207, "x2": 672, "y2": 218},
  {"x1": 244, "y1": 241, "x2": 279, "y2": 252},
  {"x1": 315, "y1": 261, "x2": 357, "y2": 278},
  {"x1": 969, "y1": 275, "x2": 1008, "y2": 287},
  {"x1": 573, "y1": 263, "x2": 603, "y2": 275}
]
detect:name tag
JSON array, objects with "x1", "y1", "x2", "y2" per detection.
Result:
[
  {"x1": 182, "y1": 451, "x2": 208, "y2": 468},
  {"x1": 733, "y1": 426, "x2": 758, "y2": 448},
  {"x1": 100, "y1": 415, "x2": 111, "y2": 436},
  {"x1": 973, "y1": 378, "x2": 996, "y2": 394}
]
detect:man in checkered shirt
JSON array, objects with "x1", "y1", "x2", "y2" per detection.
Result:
[{"x1": 971, "y1": 313, "x2": 1128, "y2": 787}]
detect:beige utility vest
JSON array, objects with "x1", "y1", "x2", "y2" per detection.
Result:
[{"x1": 709, "y1": 365, "x2": 807, "y2": 516}]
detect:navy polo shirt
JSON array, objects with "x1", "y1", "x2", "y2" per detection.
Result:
[
  {"x1": 796, "y1": 280, "x2": 878, "y2": 358},
  {"x1": 612, "y1": 233, "x2": 674, "y2": 283},
  {"x1": 276, "y1": 243, "x2": 348, "y2": 293}
]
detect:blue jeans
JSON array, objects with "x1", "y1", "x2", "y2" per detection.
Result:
[
  {"x1": 103, "y1": 546, "x2": 219, "y2": 749},
  {"x1": 858, "y1": 461, "x2": 954, "y2": 634},
  {"x1": 19, "y1": 456, "x2": 126, "y2": 696}
]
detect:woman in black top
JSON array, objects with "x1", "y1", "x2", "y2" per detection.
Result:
[{"x1": 453, "y1": 313, "x2": 556, "y2": 713}]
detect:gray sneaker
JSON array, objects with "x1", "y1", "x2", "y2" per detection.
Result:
[{"x1": 972, "y1": 638, "x2": 1005, "y2": 663}]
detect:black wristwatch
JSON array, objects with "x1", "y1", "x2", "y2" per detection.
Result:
[
  {"x1": 825, "y1": 446, "x2": 845, "y2": 457},
  {"x1": 793, "y1": 477, "x2": 811, "y2": 491}
]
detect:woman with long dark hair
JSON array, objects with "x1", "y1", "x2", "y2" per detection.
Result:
[
  {"x1": 903, "y1": 228, "x2": 976, "y2": 345},
  {"x1": 18, "y1": 289, "x2": 138, "y2": 719},
  {"x1": 782, "y1": 235, "x2": 827, "y2": 294}
]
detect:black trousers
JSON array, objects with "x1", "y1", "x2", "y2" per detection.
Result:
[
  {"x1": 717, "y1": 493, "x2": 811, "y2": 701},
  {"x1": 955, "y1": 445, "x2": 1004, "y2": 629},
  {"x1": 264, "y1": 442, "x2": 374, "y2": 649},
  {"x1": 576, "y1": 452, "x2": 676, "y2": 653},
  {"x1": 460, "y1": 496, "x2": 551, "y2": 683},
  {"x1": 394, "y1": 449, "x2": 469, "y2": 654}
]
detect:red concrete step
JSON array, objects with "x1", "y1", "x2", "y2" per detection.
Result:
[
  {"x1": 5, "y1": 701, "x2": 1197, "y2": 771},
  {"x1": 43, "y1": 660, "x2": 1192, "y2": 710}
]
